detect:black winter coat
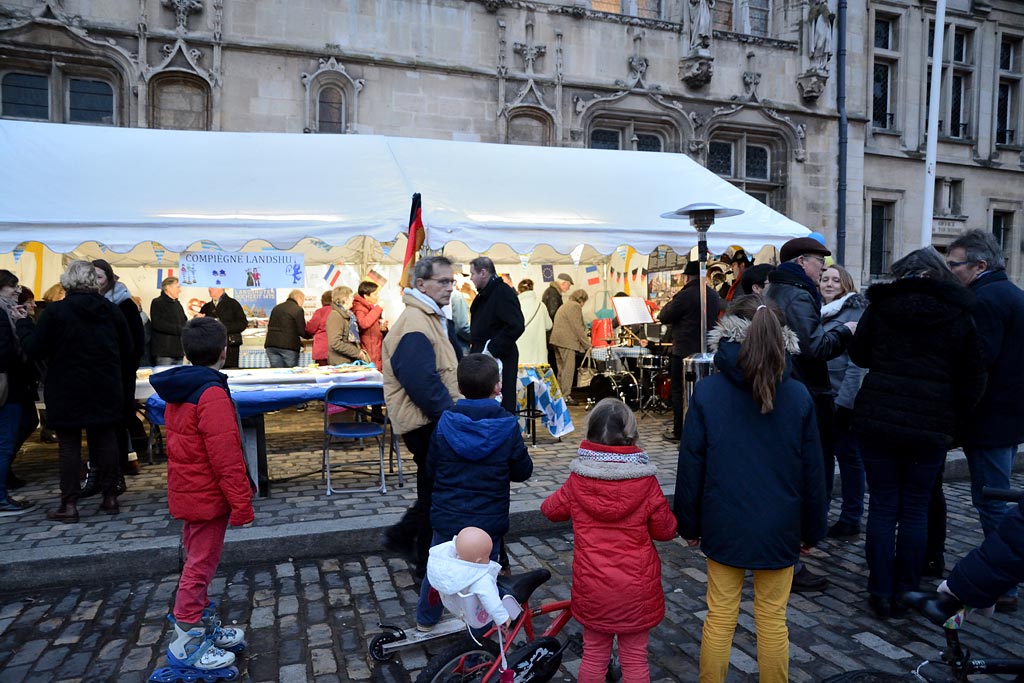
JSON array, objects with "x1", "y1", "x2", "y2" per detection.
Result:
[
  {"x1": 542, "y1": 284, "x2": 563, "y2": 322},
  {"x1": 199, "y1": 293, "x2": 249, "y2": 347},
  {"x1": 149, "y1": 292, "x2": 187, "y2": 359},
  {"x1": 658, "y1": 279, "x2": 721, "y2": 358},
  {"x1": 426, "y1": 398, "x2": 533, "y2": 538},
  {"x1": 964, "y1": 270, "x2": 1024, "y2": 447},
  {"x1": 849, "y1": 278, "x2": 987, "y2": 451},
  {"x1": 470, "y1": 276, "x2": 525, "y2": 360},
  {"x1": 767, "y1": 267, "x2": 852, "y2": 397},
  {"x1": 18, "y1": 290, "x2": 133, "y2": 429},
  {"x1": 947, "y1": 500, "x2": 1024, "y2": 607},
  {"x1": 0, "y1": 312, "x2": 36, "y2": 405},
  {"x1": 264, "y1": 298, "x2": 309, "y2": 351},
  {"x1": 674, "y1": 317, "x2": 828, "y2": 568}
]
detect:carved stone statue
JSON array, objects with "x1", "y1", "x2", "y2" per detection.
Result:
[
  {"x1": 808, "y1": 0, "x2": 835, "y2": 73},
  {"x1": 689, "y1": 0, "x2": 714, "y2": 53}
]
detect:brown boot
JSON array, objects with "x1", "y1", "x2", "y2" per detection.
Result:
[
  {"x1": 99, "y1": 495, "x2": 120, "y2": 515},
  {"x1": 46, "y1": 499, "x2": 79, "y2": 524}
]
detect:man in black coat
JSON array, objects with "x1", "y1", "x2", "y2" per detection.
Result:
[
  {"x1": 948, "y1": 229, "x2": 1024, "y2": 612},
  {"x1": 264, "y1": 290, "x2": 310, "y2": 368},
  {"x1": 199, "y1": 288, "x2": 248, "y2": 369},
  {"x1": 469, "y1": 257, "x2": 525, "y2": 414},
  {"x1": 766, "y1": 237, "x2": 855, "y2": 593},
  {"x1": 542, "y1": 273, "x2": 573, "y2": 375},
  {"x1": 658, "y1": 259, "x2": 721, "y2": 443},
  {"x1": 149, "y1": 277, "x2": 188, "y2": 366}
]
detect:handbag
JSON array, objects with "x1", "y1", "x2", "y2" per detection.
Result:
[
  {"x1": 576, "y1": 350, "x2": 596, "y2": 388},
  {"x1": 0, "y1": 372, "x2": 8, "y2": 407}
]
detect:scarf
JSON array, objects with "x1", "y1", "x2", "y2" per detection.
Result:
[
  {"x1": 577, "y1": 439, "x2": 649, "y2": 465},
  {"x1": 777, "y1": 261, "x2": 822, "y2": 307},
  {"x1": 103, "y1": 281, "x2": 132, "y2": 306}
]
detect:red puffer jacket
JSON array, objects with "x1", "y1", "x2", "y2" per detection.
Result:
[
  {"x1": 541, "y1": 441, "x2": 677, "y2": 634},
  {"x1": 151, "y1": 366, "x2": 254, "y2": 526}
]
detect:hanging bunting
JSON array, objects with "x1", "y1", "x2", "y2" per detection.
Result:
[
  {"x1": 570, "y1": 244, "x2": 584, "y2": 267},
  {"x1": 520, "y1": 254, "x2": 530, "y2": 271},
  {"x1": 12, "y1": 245, "x2": 24, "y2": 263},
  {"x1": 153, "y1": 245, "x2": 165, "y2": 264},
  {"x1": 631, "y1": 268, "x2": 638, "y2": 281}
]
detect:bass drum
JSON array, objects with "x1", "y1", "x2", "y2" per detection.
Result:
[{"x1": 588, "y1": 373, "x2": 640, "y2": 410}]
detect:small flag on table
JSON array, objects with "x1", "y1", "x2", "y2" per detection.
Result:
[
  {"x1": 585, "y1": 265, "x2": 600, "y2": 286},
  {"x1": 324, "y1": 264, "x2": 342, "y2": 287}
]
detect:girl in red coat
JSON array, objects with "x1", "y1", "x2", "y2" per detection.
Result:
[
  {"x1": 541, "y1": 398, "x2": 677, "y2": 683},
  {"x1": 351, "y1": 280, "x2": 386, "y2": 370},
  {"x1": 305, "y1": 290, "x2": 333, "y2": 366}
]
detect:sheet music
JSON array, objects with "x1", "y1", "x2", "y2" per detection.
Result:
[{"x1": 611, "y1": 296, "x2": 655, "y2": 326}]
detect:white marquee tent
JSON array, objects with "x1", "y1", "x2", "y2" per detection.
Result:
[{"x1": 0, "y1": 119, "x2": 809, "y2": 269}]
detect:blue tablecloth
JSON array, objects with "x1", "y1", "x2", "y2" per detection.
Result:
[
  {"x1": 517, "y1": 364, "x2": 574, "y2": 438},
  {"x1": 146, "y1": 381, "x2": 381, "y2": 419}
]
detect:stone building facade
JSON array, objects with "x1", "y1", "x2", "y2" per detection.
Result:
[{"x1": 1, "y1": 0, "x2": 1021, "y2": 285}]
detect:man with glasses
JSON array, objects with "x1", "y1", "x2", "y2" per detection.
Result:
[
  {"x1": 382, "y1": 256, "x2": 463, "y2": 581},
  {"x1": 947, "y1": 229, "x2": 1024, "y2": 612},
  {"x1": 767, "y1": 236, "x2": 857, "y2": 592}
]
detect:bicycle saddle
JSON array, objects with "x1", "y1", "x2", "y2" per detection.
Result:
[
  {"x1": 900, "y1": 591, "x2": 963, "y2": 627},
  {"x1": 497, "y1": 568, "x2": 552, "y2": 605}
]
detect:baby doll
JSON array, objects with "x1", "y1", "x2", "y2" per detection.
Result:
[{"x1": 424, "y1": 526, "x2": 511, "y2": 629}]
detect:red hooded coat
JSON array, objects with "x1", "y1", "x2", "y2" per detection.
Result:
[
  {"x1": 541, "y1": 441, "x2": 677, "y2": 633},
  {"x1": 351, "y1": 294, "x2": 384, "y2": 370}
]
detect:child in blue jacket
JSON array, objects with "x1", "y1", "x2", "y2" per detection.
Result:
[{"x1": 415, "y1": 353, "x2": 533, "y2": 631}]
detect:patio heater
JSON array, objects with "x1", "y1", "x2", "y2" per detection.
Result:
[{"x1": 660, "y1": 203, "x2": 743, "y2": 417}]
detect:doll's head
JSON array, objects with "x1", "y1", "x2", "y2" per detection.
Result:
[
  {"x1": 585, "y1": 398, "x2": 639, "y2": 446},
  {"x1": 455, "y1": 527, "x2": 493, "y2": 564}
]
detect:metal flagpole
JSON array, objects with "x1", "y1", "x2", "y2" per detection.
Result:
[{"x1": 921, "y1": 0, "x2": 948, "y2": 248}]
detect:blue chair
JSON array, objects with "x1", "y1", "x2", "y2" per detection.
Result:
[
  {"x1": 322, "y1": 384, "x2": 402, "y2": 495},
  {"x1": 145, "y1": 396, "x2": 166, "y2": 464}
]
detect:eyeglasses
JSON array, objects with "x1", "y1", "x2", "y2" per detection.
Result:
[
  {"x1": 946, "y1": 260, "x2": 973, "y2": 268},
  {"x1": 802, "y1": 255, "x2": 826, "y2": 265},
  {"x1": 425, "y1": 278, "x2": 455, "y2": 287}
]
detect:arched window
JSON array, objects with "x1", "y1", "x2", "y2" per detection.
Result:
[
  {"x1": 587, "y1": 116, "x2": 675, "y2": 153},
  {"x1": 706, "y1": 130, "x2": 787, "y2": 211},
  {"x1": 2, "y1": 69, "x2": 118, "y2": 125},
  {"x1": 317, "y1": 85, "x2": 344, "y2": 134},
  {"x1": 150, "y1": 73, "x2": 210, "y2": 130},
  {"x1": 508, "y1": 111, "x2": 552, "y2": 146}
]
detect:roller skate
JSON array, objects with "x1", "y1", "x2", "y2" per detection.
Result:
[
  {"x1": 201, "y1": 602, "x2": 246, "y2": 654},
  {"x1": 147, "y1": 618, "x2": 239, "y2": 682}
]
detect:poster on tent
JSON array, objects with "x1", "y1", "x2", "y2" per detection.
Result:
[
  {"x1": 235, "y1": 288, "x2": 277, "y2": 319},
  {"x1": 179, "y1": 251, "x2": 305, "y2": 289}
]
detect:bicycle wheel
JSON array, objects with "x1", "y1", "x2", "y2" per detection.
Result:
[
  {"x1": 819, "y1": 670, "x2": 920, "y2": 683},
  {"x1": 415, "y1": 636, "x2": 501, "y2": 683}
]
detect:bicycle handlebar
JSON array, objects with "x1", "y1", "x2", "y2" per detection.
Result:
[{"x1": 981, "y1": 486, "x2": 1023, "y2": 502}]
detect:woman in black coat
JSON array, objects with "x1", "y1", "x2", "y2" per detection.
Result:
[
  {"x1": 849, "y1": 247, "x2": 986, "y2": 619},
  {"x1": 17, "y1": 260, "x2": 134, "y2": 522},
  {"x1": 92, "y1": 259, "x2": 146, "y2": 482},
  {"x1": 0, "y1": 271, "x2": 38, "y2": 514}
]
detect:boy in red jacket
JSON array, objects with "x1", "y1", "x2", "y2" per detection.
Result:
[{"x1": 150, "y1": 317, "x2": 254, "y2": 675}]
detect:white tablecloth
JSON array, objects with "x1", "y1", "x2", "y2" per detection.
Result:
[
  {"x1": 136, "y1": 367, "x2": 382, "y2": 400},
  {"x1": 238, "y1": 348, "x2": 313, "y2": 368}
]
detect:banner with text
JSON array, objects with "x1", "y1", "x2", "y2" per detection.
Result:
[{"x1": 180, "y1": 251, "x2": 305, "y2": 289}]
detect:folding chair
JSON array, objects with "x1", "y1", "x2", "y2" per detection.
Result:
[{"x1": 322, "y1": 384, "x2": 402, "y2": 495}]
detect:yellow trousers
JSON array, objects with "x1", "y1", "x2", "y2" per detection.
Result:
[{"x1": 699, "y1": 558, "x2": 793, "y2": 683}]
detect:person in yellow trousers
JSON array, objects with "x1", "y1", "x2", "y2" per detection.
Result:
[{"x1": 673, "y1": 295, "x2": 828, "y2": 682}]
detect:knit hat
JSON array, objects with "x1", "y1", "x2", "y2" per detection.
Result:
[
  {"x1": 779, "y1": 237, "x2": 831, "y2": 263},
  {"x1": 556, "y1": 273, "x2": 574, "y2": 285}
]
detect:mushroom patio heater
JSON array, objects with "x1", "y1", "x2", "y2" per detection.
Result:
[{"x1": 660, "y1": 202, "x2": 744, "y2": 418}]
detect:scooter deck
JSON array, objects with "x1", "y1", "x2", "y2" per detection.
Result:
[{"x1": 380, "y1": 618, "x2": 468, "y2": 654}]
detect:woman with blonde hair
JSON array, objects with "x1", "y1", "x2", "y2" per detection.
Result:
[
  {"x1": 675, "y1": 294, "x2": 827, "y2": 683},
  {"x1": 819, "y1": 263, "x2": 869, "y2": 538},
  {"x1": 325, "y1": 285, "x2": 367, "y2": 364}
]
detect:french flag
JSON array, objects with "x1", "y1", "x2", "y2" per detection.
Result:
[
  {"x1": 324, "y1": 264, "x2": 342, "y2": 287},
  {"x1": 586, "y1": 265, "x2": 600, "y2": 286},
  {"x1": 156, "y1": 268, "x2": 175, "y2": 289}
]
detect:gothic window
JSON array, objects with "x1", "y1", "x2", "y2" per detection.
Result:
[
  {"x1": 2, "y1": 69, "x2": 117, "y2": 125},
  {"x1": 508, "y1": 111, "x2": 552, "y2": 147},
  {"x1": 590, "y1": 1, "x2": 662, "y2": 19},
  {"x1": 870, "y1": 201, "x2": 895, "y2": 279},
  {"x1": 317, "y1": 85, "x2": 344, "y2": 134},
  {"x1": 927, "y1": 23, "x2": 976, "y2": 139},
  {"x1": 997, "y1": 36, "x2": 1022, "y2": 145},
  {"x1": 706, "y1": 132, "x2": 785, "y2": 210},
  {"x1": 712, "y1": 1, "x2": 770, "y2": 37},
  {"x1": 588, "y1": 119, "x2": 668, "y2": 153},
  {"x1": 150, "y1": 74, "x2": 210, "y2": 130},
  {"x1": 872, "y1": 14, "x2": 899, "y2": 130}
]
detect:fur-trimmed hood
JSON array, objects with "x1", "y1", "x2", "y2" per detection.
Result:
[{"x1": 707, "y1": 314, "x2": 801, "y2": 354}]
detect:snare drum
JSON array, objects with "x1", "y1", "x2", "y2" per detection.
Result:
[
  {"x1": 637, "y1": 355, "x2": 663, "y2": 371},
  {"x1": 588, "y1": 372, "x2": 640, "y2": 410}
]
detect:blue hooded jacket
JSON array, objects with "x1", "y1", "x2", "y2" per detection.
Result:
[{"x1": 427, "y1": 398, "x2": 533, "y2": 538}]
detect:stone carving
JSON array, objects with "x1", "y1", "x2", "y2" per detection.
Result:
[
  {"x1": 161, "y1": 0, "x2": 202, "y2": 33},
  {"x1": 513, "y1": 41, "x2": 546, "y2": 74},
  {"x1": 808, "y1": 0, "x2": 835, "y2": 74},
  {"x1": 763, "y1": 107, "x2": 807, "y2": 162},
  {"x1": 496, "y1": 20, "x2": 507, "y2": 78},
  {"x1": 744, "y1": 70, "x2": 761, "y2": 99},
  {"x1": 680, "y1": 55, "x2": 713, "y2": 87},
  {"x1": 796, "y1": 72, "x2": 827, "y2": 101},
  {"x1": 689, "y1": 0, "x2": 713, "y2": 53},
  {"x1": 147, "y1": 38, "x2": 214, "y2": 84}
]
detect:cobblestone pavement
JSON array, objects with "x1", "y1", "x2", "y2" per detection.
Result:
[{"x1": 1, "y1": 475, "x2": 1021, "y2": 683}]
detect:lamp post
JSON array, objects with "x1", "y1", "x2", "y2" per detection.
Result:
[
  {"x1": 660, "y1": 202, "x2": 743, "y2": 419},
  {"x1": 660, "y1": 203, "x2": 743, "y2": 353}
]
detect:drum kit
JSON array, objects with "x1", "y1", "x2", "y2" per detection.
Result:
[{"x1": 586, "y1": 326, "x2": 671, "y2": 416}]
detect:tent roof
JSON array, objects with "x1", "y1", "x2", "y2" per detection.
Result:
[{"x1": 0, "y1": 120, "x2": 808, "y2": 259}]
